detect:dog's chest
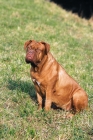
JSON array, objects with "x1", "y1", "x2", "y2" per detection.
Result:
[
  {"x1": 32, "y1": 78, "x2": 40, "y2": 87},
  {"x1": 32, "y1": 78, "x2": 46, "y2": 95}
]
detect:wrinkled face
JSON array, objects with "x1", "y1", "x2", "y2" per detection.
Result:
[{"x1": 24, "y1": 40, "x2": 50, "y2": 66}]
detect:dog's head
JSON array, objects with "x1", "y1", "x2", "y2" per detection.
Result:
[{"x1": 24, "y1": 40, "x2": 50, "y2": 66}]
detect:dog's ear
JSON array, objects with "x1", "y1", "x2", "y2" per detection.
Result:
[
  {"x1": 41, "y1": 42, "x2": 50, "y2": 54},
  {"x1": 24, "y1": 40, "x2": 32, "y2": 50}
]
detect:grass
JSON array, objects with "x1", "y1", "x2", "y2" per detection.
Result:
[{"x1": 0, "y1": 0, "x2": 93, "y2": 139}]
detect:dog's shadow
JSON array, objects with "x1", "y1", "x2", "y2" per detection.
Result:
[
  {"x1": 7, "y1": 78, "x2": 37, "y2": 101},
  {"x1": 7, "y1": 78, "x2": 62, "y2": 110}
]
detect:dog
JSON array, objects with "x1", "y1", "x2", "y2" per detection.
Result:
[{"x1": 24, "y1": 40, "x2": 88, "y2": 117}]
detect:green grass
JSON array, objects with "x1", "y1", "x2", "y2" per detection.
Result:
[{"x1": 0, "y1": 0, "x2": 93, "y2": 139}]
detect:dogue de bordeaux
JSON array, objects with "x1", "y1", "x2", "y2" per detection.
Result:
[{"x1": 24, "y1": 40, "x2": 88, "y2": 117}]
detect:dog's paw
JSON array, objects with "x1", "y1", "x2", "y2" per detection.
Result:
[
  {"x1": 38, "y1": 105, "x2": 42, "y2": 110},
  {"x1": 66, "y1": 113, "x2": 74, "y2": 119}
]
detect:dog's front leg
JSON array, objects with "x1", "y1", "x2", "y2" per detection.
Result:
[
  {"x1": 36, "y1": 92, "x2": 42, "y2": 110},
  {"x1": 45, "y1": 85, "x2": 54, "y2": 111},
  {"x1": 45, "y1": 76, "x2": 57, "y2": 111},
  {"x1": 45, "y1": 90, "x2": 52, "y2": 111}
]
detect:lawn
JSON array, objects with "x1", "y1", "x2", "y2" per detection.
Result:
[{"x1": 0, "y1": 0, "x2": 93, "y2": 139}]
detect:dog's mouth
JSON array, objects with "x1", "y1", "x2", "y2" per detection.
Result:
[
  {"x1": 25, "y1": 50, "x2": 36, "y2": 63},
  {"x1": 25, "y1": 49, "x2": 42, "y2": 66},
  {"x1": 27, "y1": 52, "x2": 34, "y2": 60}
]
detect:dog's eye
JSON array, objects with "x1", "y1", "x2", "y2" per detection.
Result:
[
  {"x1": 36, "y1": 49, "x2": 41, "y2": 52},
  {"x1": 27, "y1": 46, "x2": 31, "y2": 51}
]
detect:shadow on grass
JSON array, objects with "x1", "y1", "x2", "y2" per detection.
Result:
[
  {"x1": 7, "y1": 78, "x2": 37, "y2": 101},
  {"x1": 7, "y1": 78, "x2": 62, "y2": 110}
]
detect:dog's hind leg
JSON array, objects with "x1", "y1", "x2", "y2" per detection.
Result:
[{"x1": 72, "y1": 90, "x2": 88, "y2": 113}]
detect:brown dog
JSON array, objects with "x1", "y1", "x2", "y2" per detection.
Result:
[{"x1": 24, "y1": 40, "x2": 88, "y2": 117}]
